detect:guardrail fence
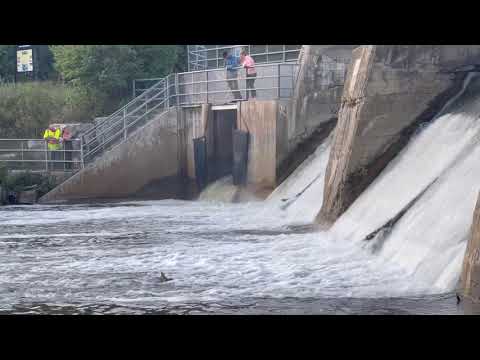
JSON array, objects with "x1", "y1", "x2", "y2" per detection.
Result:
[{"x1": 0, "y1": 139, "x2": 83, "y2": 173}]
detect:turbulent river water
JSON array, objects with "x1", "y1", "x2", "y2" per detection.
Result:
[
  {"x1": 5, "y1": 74, "x2": 480, "y2": 315},
  {"x1": 0, "y1": 200, "x2": 466, "y2": 315}
]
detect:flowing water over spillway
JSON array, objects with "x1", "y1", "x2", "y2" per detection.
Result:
[
  {"x1": 0, "y1": 201, "x2": 460, "y2": 314},
  {"x1": 4, "y1": 78, "x2": 480, "y2": 314}
]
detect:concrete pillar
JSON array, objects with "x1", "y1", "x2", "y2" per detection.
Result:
[
  {"x1": 317, "y1": 45, "x2": 480, "y2": 226},
  {"x1": 461, "y1": 192, "x2": 480, "y2": 302}
]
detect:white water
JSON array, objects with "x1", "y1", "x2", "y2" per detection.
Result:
[
  {"x1": 329, "y1": 74, "x2": 480, "y2": 294},
  {"x1": 3, "y1": 77, "x2": 480, "y2": 313},
  {"x1": 198, "y1": 176, "x2": 239, "y2": 202},
  {"x1": 265, "y1": 136, "x2": 332, "y2": 224}
]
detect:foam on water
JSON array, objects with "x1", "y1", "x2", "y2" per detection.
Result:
[
  {"x1": 265, "y1": 135, "x2": 332, "y2": 224},
  {"x1": 3, "y1": 75, "x2": 480, "y2": 311},
  {"x1": 329, "y1": 73, "x2": 480, "y2": 294},
  {"x1": 197, "y1": 176, "x2": 239, "y2": 203}
]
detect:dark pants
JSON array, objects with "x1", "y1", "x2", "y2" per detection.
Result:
[
  {"x1": 48, "y1": 148, "x2": 63, "y2": 171},
  {"x1": 227, "y1": 71, "x2": 242, "y2": 100},
  {"x1": 246, "y1": 73, "x2": 257, "y2": 100},
  {"x1": 64, "y1": 141, "x2": 73, "y2": 170}
]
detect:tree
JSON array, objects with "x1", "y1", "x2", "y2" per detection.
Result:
[
  {"x1": 50, "y1": 45, "x2": 185, "y2": 115},
  {"x1": 133, "y1": 45, "x2": 181, "y2": 78},
  {"x1": 51, "y1": 45, "x2": 140, "y2": 96},
  {"x1": 0, "y1": 45, "x2": 15, "y2": 82}
]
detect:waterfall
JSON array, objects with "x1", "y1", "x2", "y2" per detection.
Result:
[
  {"x1": 265, "y1": 136, "x2": 332, "y2": 224},
  {"x1": 328, "y1": 73, "x2": 480, "y2": 294}
]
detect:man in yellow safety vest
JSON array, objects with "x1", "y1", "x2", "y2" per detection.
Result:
[{"x1": 43, "y1": 125, "x2": 63, "y2": 170}]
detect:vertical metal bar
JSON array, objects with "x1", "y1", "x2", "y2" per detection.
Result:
[
  {"x1": 165, "y1": 79, "x2": 168, "y2": 109},
  {"x1": 63, "y1": 142, "x2": 66, "y2": 172},
  {"x1": 133, "y1": 79, "x2": 136, "y2": 99},
  {"x1": 123, "y1": 107, "x2": 127, "y2": 140},
  {"x1": 278, "y1": 63, "x2": 281, "y2": 99},
  {"x1": 175, "y1": 73, "x2": 179, "y2": 106},
  {"x1": 192, "y1": 73, "x2": 195, "y2": 104},
  {"x1": 80, "y1": 138, "x2": 85, "y2": 169},
  {"x1": 21, "y1": 141, "x2": 24, "y2": 171},
  {"x1": 45, "y1": 140, "x2": 48, "y2": 172},
  {"x1": 206, "y1": 70, "x2": 209, "y2": 104}
]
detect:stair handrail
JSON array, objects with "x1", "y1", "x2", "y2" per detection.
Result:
[{"x1": 81, "y1": 77, "x2": 167, "y2": 141}]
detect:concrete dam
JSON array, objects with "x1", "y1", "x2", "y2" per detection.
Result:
[{"x1": 17, "y1": 45, "x2": 480, "y2": 312}]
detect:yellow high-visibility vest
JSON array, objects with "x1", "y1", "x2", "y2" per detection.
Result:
[{"x1": 43, "y1": 128, "x2": 62, "y2": 151}]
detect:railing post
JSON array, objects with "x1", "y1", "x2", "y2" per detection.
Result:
[
  {"x1": 80, "y1": 138, "x2": 85, "y2": 169},
  {"x1": 277, "y1": 63, "x2": 281, "y2": 99},
  {"x1": 132, "y1": 79, "x2": 136, "y2": 99},
  {"x1": 175, "y1": 73, "x2": 179, "y2": 106},
  {"x1": 123, "y1": 108, "x2": 127, "y2": 140},
  {"x1": 166, "y1": 77, "x2": 169, "y2": 108},
  {"x1": 63, "y1": 141, "x2": 65, "y2": 173},
  {"x1": 45, "y1": 140, "x2": 49, "y2": 173},
  {"x1": 206, "y1": 71, "x2": 209, "y2": 104},
  {"x1": 21, "y1": 141, "x2": 24, "y2": 171}
]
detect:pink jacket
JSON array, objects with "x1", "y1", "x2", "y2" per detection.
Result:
[{"x1": 242, "y1": 55, "x2": 256, "y2": 75}]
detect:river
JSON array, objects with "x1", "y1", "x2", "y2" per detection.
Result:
[{"x1": 0, "y1": 200, "x2": 470, "y2": 315}]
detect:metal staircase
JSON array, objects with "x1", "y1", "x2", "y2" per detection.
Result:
[{"x1": 81, "y1": 75, "x2": 176, "y2": 164}]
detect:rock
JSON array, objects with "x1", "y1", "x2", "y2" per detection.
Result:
[
  {"x1": 461, "y1": 192, "x2": 480, "y2": 302},
  {"x1": 317, "y1": 45, "x2": 480, "y2": 225},
  {"x1": 16, "y1": 189, "x2": 39, "y2": 204}
]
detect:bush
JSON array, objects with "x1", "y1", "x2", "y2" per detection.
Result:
[
  {"x1": 0, "y1": 164, "x2": 7, "y2": 186},
  {"x1": 1, "y1": 170, "x2": 56, "y2": 196},
  {"x1": 0, "y1": 81, "x2": 96, "y2": 138}
]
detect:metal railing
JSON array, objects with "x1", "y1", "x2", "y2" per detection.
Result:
[
  {"x1": 81, "y1": 77, "x2": 170, "y2": 163},
  {"x1": 1, "y1": 58, "x2": 349, "y2": 175},
  {"x1": 187, "y1": 45, "x2": 302, "y2": 71},
  {"x1": 0, "y1": 55, "x2": 350, "y2": 180},
  {"x1": 0, "y1": 139, "x2": 83, "y2": 173},
  {"x1": 81, "y1": 62, "x2": 299, "y2": 164},
  {"x1": 134, "y1": 63, "x2": 298, "y2": 102}
]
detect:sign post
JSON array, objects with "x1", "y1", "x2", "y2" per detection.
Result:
[{"x1": 15, "y1": 45, "x2": 35, "y2": 82}]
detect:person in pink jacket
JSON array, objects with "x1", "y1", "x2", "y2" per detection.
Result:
[{"x1": 240, "y1": 50, "x2": 257, "y2": 100}]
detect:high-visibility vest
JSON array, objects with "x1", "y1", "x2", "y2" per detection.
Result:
[{"x1": 43, "y1": 128, "x2": 62, "y2": 151}]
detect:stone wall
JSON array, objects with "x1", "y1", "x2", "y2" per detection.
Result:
[{"x1": 318, "y1": 45, "x2": 480, "y2": 225}]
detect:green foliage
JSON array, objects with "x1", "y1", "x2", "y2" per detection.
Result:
[
  {"x1": 2, "y1": 170, "x2": 56, "y2": 196},
  {"x1": 0, "y1": 81, "x2": 96, "y2": 138},
  {"x1": 51, "y1": 45, "x2": 140, "y2": 97},
  {"x1": 0, "y1": 164, "x2": 7, "y2": 185},
  {"x1": 0, "y1": 45, "x2": 57, "y2": 82},
  {"x1": 0, "y1": 45, "x2": 15, "y2": 82},
  {"x1": 133, "y1": 45, "x2": 180, "y2": 78},
  {"x1": 50, "y1": 45, "x2": 183, "y2": 114},
  {"x1": 0, "y1": 45, "x2": 186, "y2": 132}
]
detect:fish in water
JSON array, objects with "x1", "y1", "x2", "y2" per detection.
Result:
[{"x1": 159, "y1": 272, "x2": 173, "y2": 283}]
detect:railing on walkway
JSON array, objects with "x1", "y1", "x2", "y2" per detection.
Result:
[
  {"x1": 134, "y1": 63, "x2": 298, "y2": 101},
  {"x1": 0, "y1": 139, "x2": 83, "y2": 173},
  {"x1": 86, "y1": 62, "x2": 298, "y2": 164},
  {"x1": 187, "y1": 45, "x2": 302, "y2": 71},
  {"x1": 0, "y1": 59, "x2": 350, "y2": 178}
]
